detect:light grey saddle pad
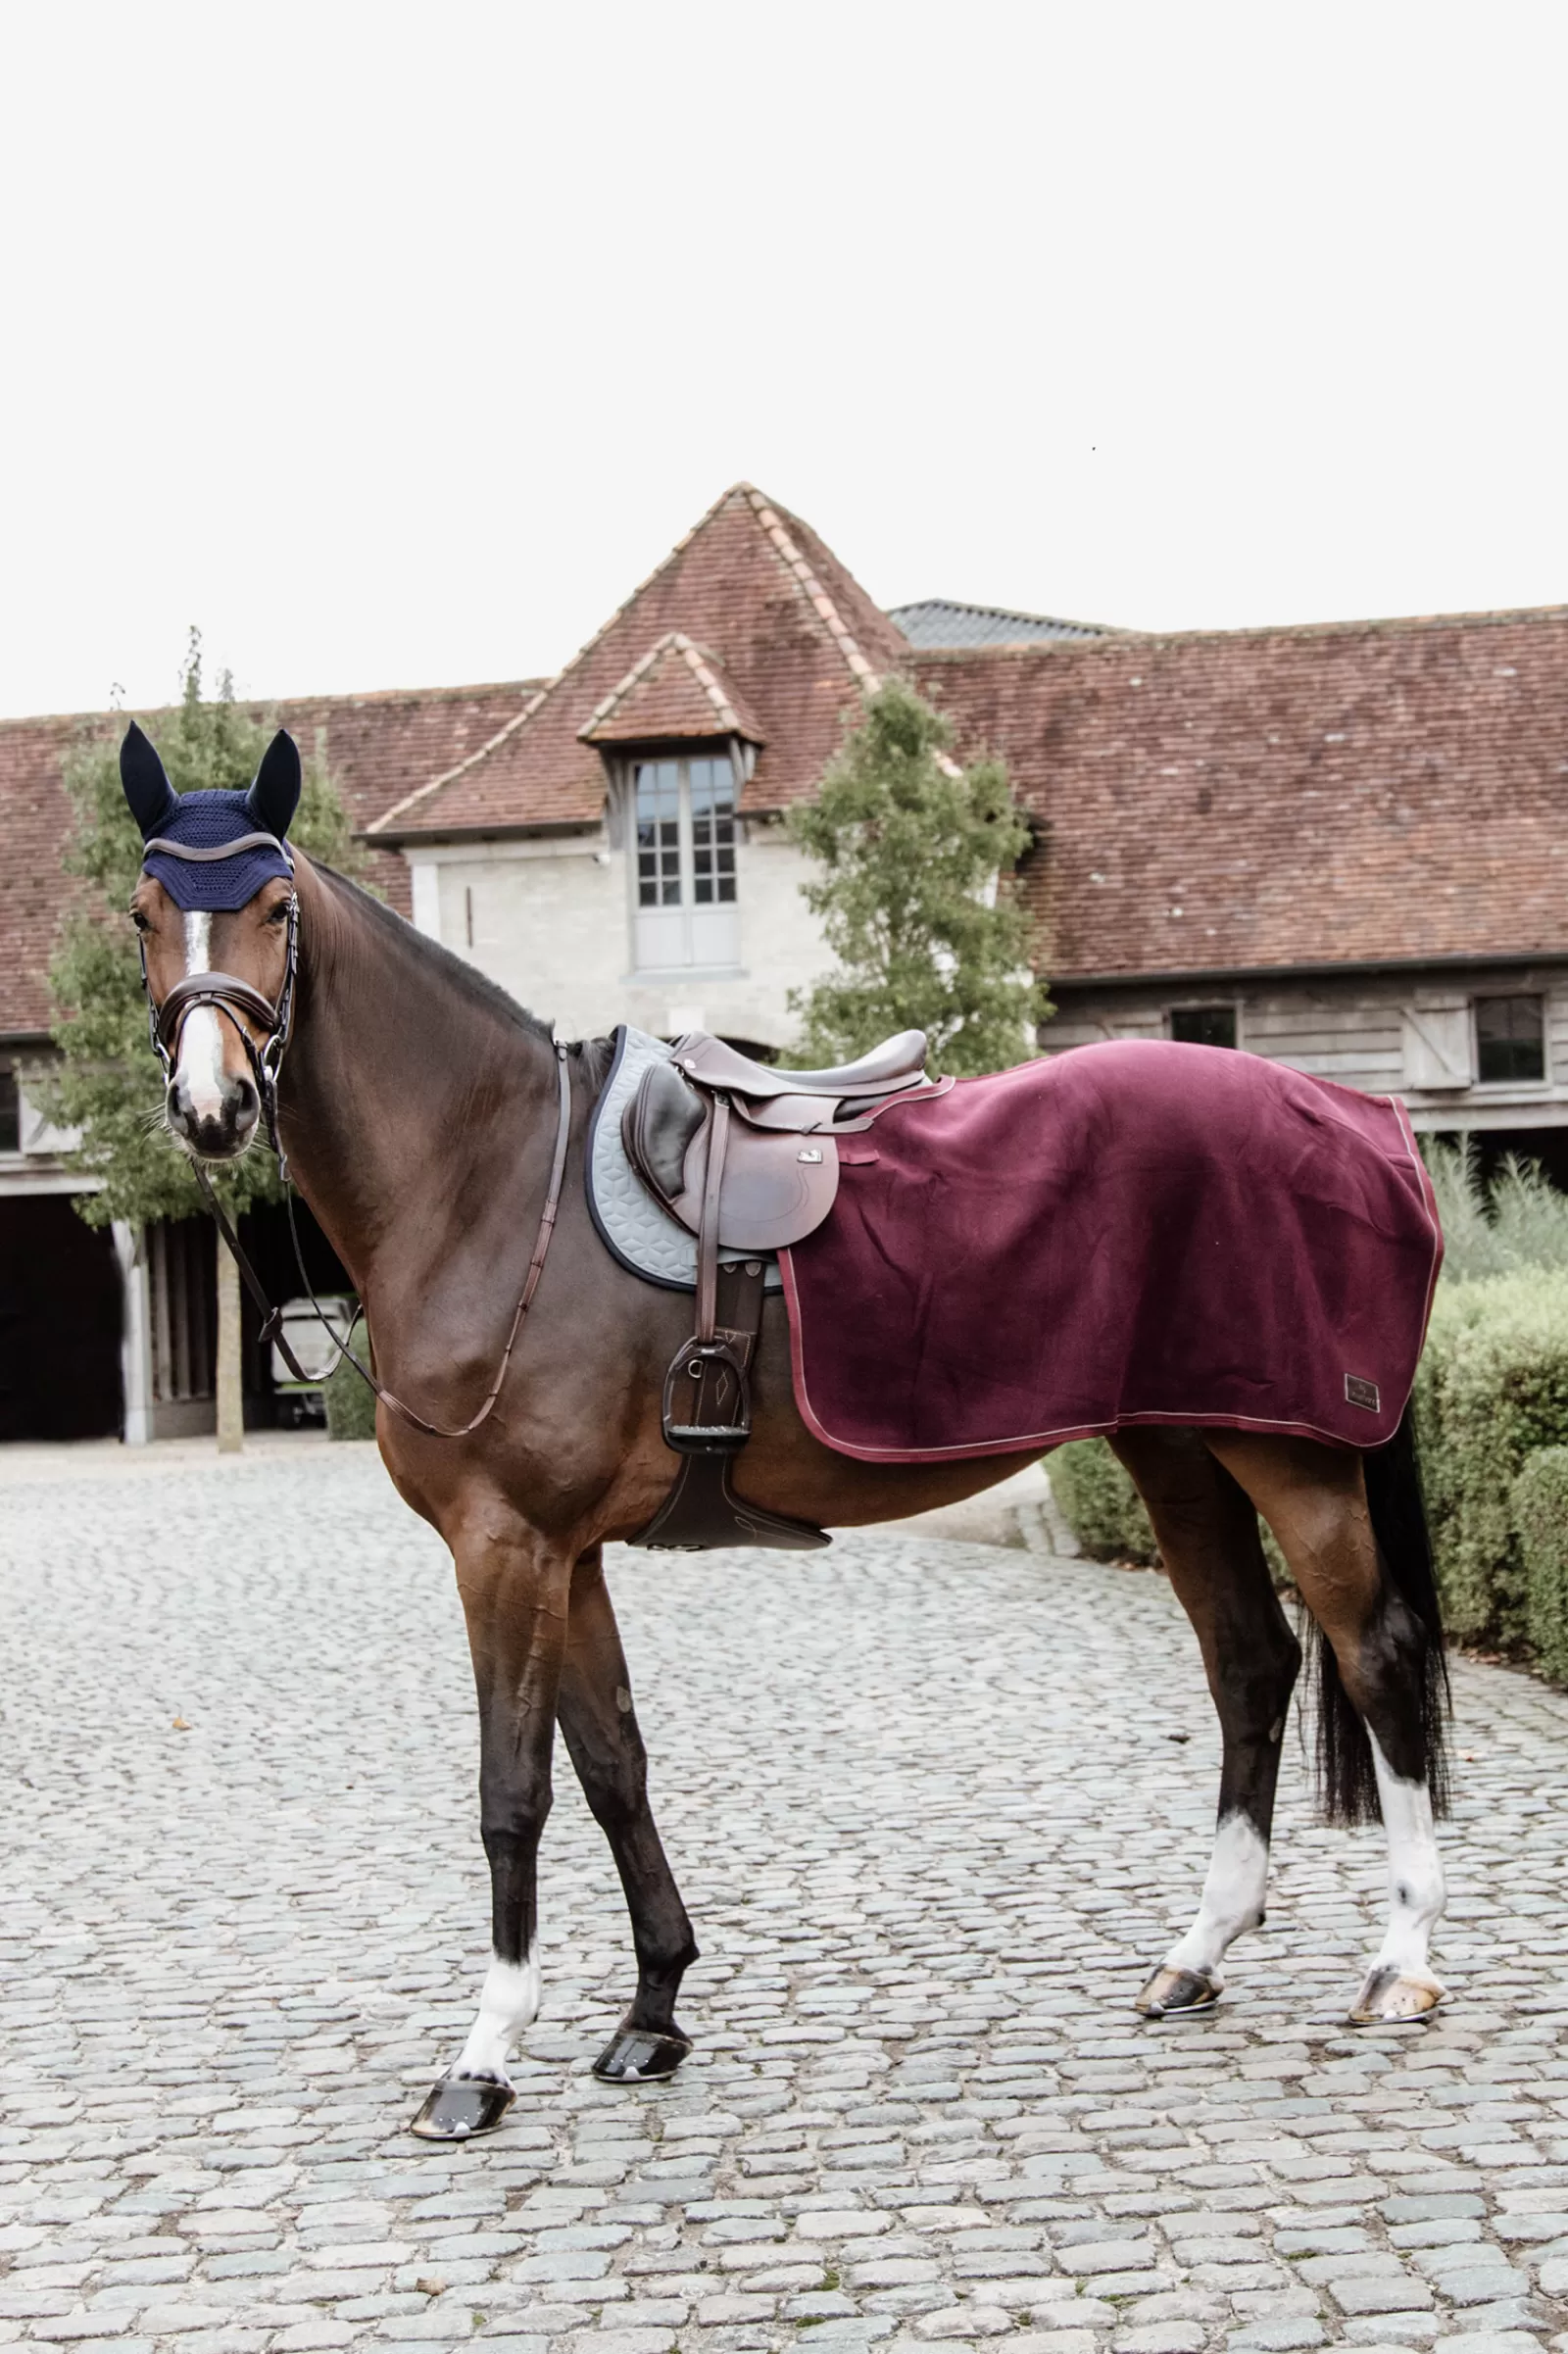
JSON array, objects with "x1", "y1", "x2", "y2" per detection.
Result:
[{"x1": 586, "y1": 1024, "x2": 782, "y2": 1296}]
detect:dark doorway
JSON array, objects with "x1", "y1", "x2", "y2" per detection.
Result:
[
  {"x1": 234, "y1": 1197, "x2": 352, "y2": 1427},
  {"x1": 1452, "y1": 1128, "x2": 1568, "y2": 1195},
  {"x1": 0, "y1": 1196, "x2": 122, "y2": 1442}
]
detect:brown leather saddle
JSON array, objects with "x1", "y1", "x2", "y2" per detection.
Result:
[{"x1": 620, "y1": 1028, "x2": 949, "y2": 1548}]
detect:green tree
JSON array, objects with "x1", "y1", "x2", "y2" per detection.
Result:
[
  {"x1": 38, "y1": 632, "x2": 361, "y2": 1449},
  {"x1": 787, "y1": 677, "x2": 1049, "y2": 1075}
]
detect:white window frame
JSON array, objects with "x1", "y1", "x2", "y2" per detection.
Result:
[{"x1": 624, "y1": 743, "x2": 744, "y2": 974}]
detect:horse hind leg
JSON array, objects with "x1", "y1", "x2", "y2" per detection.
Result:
[
  {"x1": 556, "y1": 1546, "x2": 699, "y2": 2084},
  {"x1": 1206, "y1": 1420, "x2": 1449, "y2": 2025},
  {"x1": 1109, "y1": 1429, "x2": 1302, "y2": 2018}
]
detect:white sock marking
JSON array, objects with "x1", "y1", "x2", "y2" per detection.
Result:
[
  {"x1": 453, "y1": 1947, "x2": 541, "y2": 2084},
  {"x1": 178, "y1": 913, "x2": 227, "y2": 1121},
  {"x1": 1163, "y1": 1810, "x2": 1270, "y2": 1985},
  {"x1": 1367, "y1": 1728, "x2": 1446, "y2": 1986}
]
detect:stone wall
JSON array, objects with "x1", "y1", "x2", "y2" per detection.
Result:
[{"x1": 407, "y1": 816, "x2": 835, "y2": 1050}]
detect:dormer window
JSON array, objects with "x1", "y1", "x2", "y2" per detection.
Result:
[{"x1": 632, "y1": 753, "x2": 739, "y2": 970}]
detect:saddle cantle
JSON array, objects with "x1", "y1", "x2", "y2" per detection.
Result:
[
  {"x1": 619, "y1": 1026, "x2": 949, "y2": 1550},
  {"x1": 622, "y1": 1027, "x2": 939, "y2": 1250}
]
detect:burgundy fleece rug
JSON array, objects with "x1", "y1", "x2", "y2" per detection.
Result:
[{"x1": 779, "y1": 1039, "x2": 1442, "y2": 1463}]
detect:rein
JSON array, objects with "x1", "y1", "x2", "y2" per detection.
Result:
[{"x1": 139, "y1": 896, "x2": 573, "y2": 1442}]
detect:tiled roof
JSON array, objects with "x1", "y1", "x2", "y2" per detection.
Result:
[
  {"x1": 6, "y1": 472, "x2": 1567, "y2": 1037},
  {"x1": 0, "y1": 680, "x2": 534, "y2": 1037},
  {"x1": 368, "y1": 484, "x2": 910, "y2": 841},
  {"x1": 891, "y1": 599, "x2": 1114, "y2": 649},
  {"x1": 915, "y1": 607, "x2": 1568, "y2": 981},
  {"x1": 579, "y1": 634, "x2": 766, "y2": 747}
]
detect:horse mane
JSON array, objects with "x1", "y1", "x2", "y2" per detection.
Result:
[{"x1": 311, "y1": 859, "x2": 616, "y2": 1090}]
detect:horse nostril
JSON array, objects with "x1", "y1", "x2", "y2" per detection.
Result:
[{"x1": 232, "y1": 1074, "x2": 260, "y2": 1128}]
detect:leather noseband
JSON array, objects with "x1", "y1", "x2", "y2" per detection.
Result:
[{"x1": 155, "y1": 969, "x2": 284, "y2": 1058}]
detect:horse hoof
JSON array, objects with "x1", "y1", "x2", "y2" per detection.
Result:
[
  {"x1": 409, "y1": 2076, "x2": 514, "y2": 2139},
  {"x1": 1135, "y1": 1965, "x2": 1221, "y2": 2019},
  {"x1": 591, "y1": 2027, "x2": 692, "y2": 2084},
  {"x1": 1348, "y1": 1964, "x2": 1445, "y2": 2025}
]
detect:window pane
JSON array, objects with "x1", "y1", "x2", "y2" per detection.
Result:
[
  {"x1": 0, "y1": 1063, "x2": 18, "y2": 1154},
  {"x1": 635, "y1": 760, "x2": 682, "y2": 908},
  {"x1": 1476, "y1": 995, "x2": 1544, "y2": 1083},
  {"x1": 1170, "y1": 1005, "x2": 1237, "y2": 1050},
  {"x1": 690, "y1": 757, "x2": 737, "y2": 910}
]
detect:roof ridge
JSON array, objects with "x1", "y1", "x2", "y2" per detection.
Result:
[
  {"x1": 912, "y1": 600, "x2": 1568, "y2": 662},
  {"x1": 368, "y1": 684, "x2": 556, "y2": 833},
  {"x1": 742, "y1": 488, "x2": 882, "y2": 691},
  {"x1": 891, "y1": 597, "x2": 1114, "y2": 640},
  {"x1": 368, "y1": 485, "x2": 760, "y2": 836},
  {"x1": 736, "y1": 494, "x2": 964, "y2": 773},
  {"x1": 577, "y1": 630, "x2": 756, "y2": 741}
]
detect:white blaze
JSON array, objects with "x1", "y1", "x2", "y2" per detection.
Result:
[
  {"x1": 177, "y1": 913, "x2": 227, "y2": 1121},
  {"x1": 1162, "y1": 1810, "x2": 1271, "y2": 1985},
  {"x1": 453, "y1": 1947, "x2": 542, "y2": 2084}
]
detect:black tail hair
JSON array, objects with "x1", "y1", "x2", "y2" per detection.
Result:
[{"x1": 1306, "y1": 1403, "x2": 1450, "y2": 1828}]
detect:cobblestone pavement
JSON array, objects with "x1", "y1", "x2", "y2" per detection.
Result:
[{"x1": 5, "y1": 1443, "x2": 1568, "y2": 2354}]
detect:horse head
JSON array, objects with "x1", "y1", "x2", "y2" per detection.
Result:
[{"x1": 123, "y1": 720, "x2": 302, "y2": 1160}]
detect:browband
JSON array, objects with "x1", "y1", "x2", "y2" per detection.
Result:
[{"x1": 143, "y1": 831, "x2": 293, "y2": 865}]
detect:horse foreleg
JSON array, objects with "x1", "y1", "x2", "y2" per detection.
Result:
[
  {"x1": 1110, "y1": 1429, "x2": 1302, "y2": 2018},
  {"x1": 1206, "y1": 1431, "x2": 1448, "y2": 2026},
  {"x1": 557, "y1": 1545, "x2": 699, "y2": 2084},
  {"x1": 410, "y1": 1508, "x2": 572, "y2": 2141}
]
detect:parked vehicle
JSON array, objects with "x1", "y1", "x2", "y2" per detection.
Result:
[{"x1": 270, "y1": 1295, "x2": 356, "y2": 1426}]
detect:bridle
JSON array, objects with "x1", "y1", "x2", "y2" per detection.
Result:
[
  {"x1": 140, "y1": 888, "x2": 300, "y2": 1136},
  {"x1": 137, "y1": 862, "x2": 572, "y2": 1442}
]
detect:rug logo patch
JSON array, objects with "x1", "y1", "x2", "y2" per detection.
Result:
[{"x1": 1345, "y1": 1373, "x2": 1381, "y2": 1412}]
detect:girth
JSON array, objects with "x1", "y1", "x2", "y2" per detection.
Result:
[{"x1": 618, "y1": 1026, "x2": 950, "y2": 1549}]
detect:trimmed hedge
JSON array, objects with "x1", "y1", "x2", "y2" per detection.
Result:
[
  {"x1": 1047, "y1": 1434, "x2": 1289, "y2": 1583},
  {"x1": 1045, "y1": 1267, "x2": 1568, "y2": 1680},
  {"x1": 323, "y1": 1319, "x2": 377, "y2": 1442},
  {"x1": 1512, "y1": 1447, "x2": 1568, "y2": 1687},
  {"x1": 1047, "y1": 1440, "x2": 1156, "y2": 1563},
  {"x1": 1417, "y1": 1268, "x2": 1568, "y2": 1646}
]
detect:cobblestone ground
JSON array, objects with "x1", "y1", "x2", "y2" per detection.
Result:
[{"x1": 4, "y1": 1444, "x2": 1568, "y2": 2354}]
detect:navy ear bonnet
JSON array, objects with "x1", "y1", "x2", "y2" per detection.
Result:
[{"x1": 122, "y1": 721, "x2": 302, "y2": 912}]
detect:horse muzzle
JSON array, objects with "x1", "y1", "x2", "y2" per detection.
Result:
[{"x1": 167, "y1": 1068, "x2": 262, "y2": 1160}]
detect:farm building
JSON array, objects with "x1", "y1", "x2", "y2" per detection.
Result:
[{"x1": 3, "y1": 483, "x2": 1564, "y2": 1440}]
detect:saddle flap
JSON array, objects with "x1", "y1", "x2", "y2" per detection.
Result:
[
  {"x1": 621, "y1": 1059, "x2": 707, "y2": 1210},
  {"x1": 673, "y1": 1122, "x2": 840, "y2": 1251}
]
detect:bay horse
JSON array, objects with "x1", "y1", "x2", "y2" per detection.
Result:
[{"x1": 122, "y1": 725, "x2": 1449, "y2": 2142}]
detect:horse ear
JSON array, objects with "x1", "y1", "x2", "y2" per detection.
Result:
[
  {"x1": 120, "y1": 721, "x2": 177, "y2": 839},
  {"x1": 245, "y1": 730, "x2": 302, "y2": 838}
]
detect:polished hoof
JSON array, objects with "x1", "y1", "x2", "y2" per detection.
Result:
[
  {"x1": 409, "y1": 2075, "x2": 515, "y2": 2140},
  {"x1": 1348, "y1": 1964, "x2": 1446, "y2": 2026},
  {"x1": 1135, "y1": 1965, "x2": 1222, "y2": 2019},
  {"x1": 592, "y1": 2026, "x2": 693, "y2": 2084}
]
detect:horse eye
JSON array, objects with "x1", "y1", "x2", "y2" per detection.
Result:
[
  {"x1": 129, "y1": 908, "x2": 150, "y2": 933},
  {"x1": 267, "y1": 900, "x2": 292, "y2": 925}
]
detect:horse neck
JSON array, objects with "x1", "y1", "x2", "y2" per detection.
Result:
[{"x1": 277, "y1": 859, "x2": 561, "y2": 1293}]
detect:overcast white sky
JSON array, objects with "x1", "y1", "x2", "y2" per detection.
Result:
[{"x1": 1, "y1": 1, "x2": 1562, "y2": 719}]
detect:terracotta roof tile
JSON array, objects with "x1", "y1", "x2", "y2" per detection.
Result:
[
  {"x1": 369, "y1": 483, "x2": 910, "y2": 840},
  {"x1": 916, "y1": 607, "x2": 1568, "y2": 979},
  {"x1": 7, "y1": 478, "x2": 1565, "y2": 1038},
  {"x1": 0, "y1": 680, "x2": 533, "y2": 1037},
  {"x1": 579, "y1": 634, "x2": 766, "y2": 746}
]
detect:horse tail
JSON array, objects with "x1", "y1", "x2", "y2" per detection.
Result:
[{"x1": 1309, "y1": 1402, "x2": 1450, "y2": 1828}]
